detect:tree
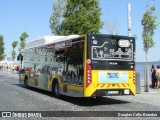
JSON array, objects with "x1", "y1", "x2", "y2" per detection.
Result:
[
  {"x1": 11, "y1": 51, "x2": 16, "y2": 61},
  {"x1": 141, "y1": 5, "x2": 159, "y2": 65},
  {"x1": 141, "y1": 5, "x2": 159, "y2": 92},
  {"x1": 61, "y1": 0, "x2": 103, "y2": 35},
  {"x1": 0, "y1": 35, "x2": 5, "y2": 61},
  {"x1": 11, "y1": 41, "x2": 18, "y2": 61},
  {"x1": 19, "y1": 32, "x2": 29, "y2": 52},
  {"x1": 49, "y1": 0, "x2": 66, "y2": 35},
  {"x1": 106, "y1": 20, "x2": 118, "y2": 35}
]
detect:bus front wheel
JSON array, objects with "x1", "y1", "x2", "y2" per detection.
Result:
[
  {"x1": 24, "y1": 76, "x2": 28, "y2": 86},
  {"x1": 52, "y1": 80, "x2": 60, "y2": 98}
]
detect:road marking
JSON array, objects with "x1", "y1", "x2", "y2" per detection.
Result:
[{"x1": 0, "y1": 80, "x2": 4, "y2": 81}]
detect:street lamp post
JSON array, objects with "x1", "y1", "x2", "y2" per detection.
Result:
[{"x1": 128, "y1": 3, "x2": 131, "y2": 37}]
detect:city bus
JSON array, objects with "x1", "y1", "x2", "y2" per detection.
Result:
[{"x1": 19, "y1": 34, "x2": 136, "y2": 97}]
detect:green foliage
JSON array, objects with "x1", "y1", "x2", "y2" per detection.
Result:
[
  {"x1": 11, "y1": 41, "x2": 18, "y2": 61},
  {"x1": 141, "y1": 5, "x2": 159, "y2": 52},
  {"x1": 19, "y1": 32, "x2": 29, "y2": 52},
  {"x1": 49, "y1": 0, "x2": 66, "y2": 35},
  {"x1": 61, "y1": 0, "x2": 103, "y2": 35},
  {"x1": 0, "y1": 35, "x2": 5, "y2": 61},
  {"x1": 20, "y1": 32, "x2": 29, "y2": 41},
  {"x1": 11, "y1": 51, "x2": 16, "y2": 61},
  {"x1": 106, "y1": 20, "x2": 118, "y2": 34},
  {"x1": 12, "y1": 41, "x2": 18, "y2": 50}
]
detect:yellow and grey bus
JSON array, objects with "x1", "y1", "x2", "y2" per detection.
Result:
[{"x1": 19, "y1": 34, "x2": 136, "y2": 97}]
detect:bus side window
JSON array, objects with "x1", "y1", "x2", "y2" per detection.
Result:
[{"x1": 55, "y1": 50, "x2": 65, "y2": 62}]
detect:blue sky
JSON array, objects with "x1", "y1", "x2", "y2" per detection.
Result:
[{"x1": 0, "y1": 0, "x2": 160, "y2": 62}]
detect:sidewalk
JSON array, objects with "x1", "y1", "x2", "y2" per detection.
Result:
[
  {"x1": 134, "y1": 84, "x2": 160, "y2": 107},
  {"x1": 112, "y1": 80, "x2": 160, "y2": 107},
  {"x1": 140, "y1": 80, "x2": 160, "y2": 93},
  {"x1": 0, "y1": 69, "x2": 19, "y2": 78}
]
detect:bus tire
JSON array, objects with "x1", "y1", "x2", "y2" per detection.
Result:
[
  {"x1": 52, "y1": 80, "x2": 61, "y2": 98},
  {"x1": 24, "y1": 76, "x2": 28, "y2": 86}
]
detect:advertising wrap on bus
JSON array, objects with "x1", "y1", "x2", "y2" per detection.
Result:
[
  {"x1": 98, "y1": 71, "x2": 128, "y2": 82},
  {"x1": 19, "y1": 34, "x2": 136, "y2": 98}
]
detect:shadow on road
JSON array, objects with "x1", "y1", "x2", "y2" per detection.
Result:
[
  {"x1": 13, "y1": 84, "x2": 130, "y2": 106},
  {"x1": 58, "y1": 97, "x2": 130, "y2": 107}
]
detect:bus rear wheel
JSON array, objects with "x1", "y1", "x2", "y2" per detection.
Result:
[
  {"x1": 24, "y1": 76, "x2": 28, "y2": 86},
  {"x1": 53, "y1": 80, "x2": 60, "y2": 98}
]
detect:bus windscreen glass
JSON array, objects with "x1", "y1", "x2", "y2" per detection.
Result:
[{"x1": 91, "y1": 37, "x2": 134, "y2": 61}]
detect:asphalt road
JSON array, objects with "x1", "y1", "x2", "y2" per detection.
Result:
[{"x1": 0, "y1": 70, "x2": 160, "y2": 120}]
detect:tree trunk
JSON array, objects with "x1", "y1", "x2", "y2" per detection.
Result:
[
  {"x1": 145, "y1": 51, "x2": 148, "y2": 67},
  {"x1": 145, "y1": 51, "x2": 149, "y2": 92}
]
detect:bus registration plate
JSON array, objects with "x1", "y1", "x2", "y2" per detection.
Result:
[{"x1": 108, "y1": 91, "x2": 119, "y2": 95}]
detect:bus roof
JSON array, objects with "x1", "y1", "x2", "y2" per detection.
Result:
[{"x1": 25, "y1": 35, "x2": 80, "y2": 49}]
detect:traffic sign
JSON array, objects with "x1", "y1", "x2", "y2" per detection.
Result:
[{"x1": 7, "y1": 57, "x2": 11, "y2": 61}]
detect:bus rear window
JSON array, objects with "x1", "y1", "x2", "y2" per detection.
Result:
[{"x1": 91, "y1": 36, "x2": 134, "y2": 61}]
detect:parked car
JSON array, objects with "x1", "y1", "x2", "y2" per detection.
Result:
[{"x1": 14, "y1": 65, "x2": 19, "y2": 71}]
